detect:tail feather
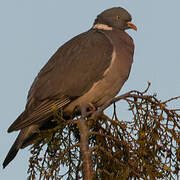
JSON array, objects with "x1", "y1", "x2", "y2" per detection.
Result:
[
  {"x1": 3, "y1": 137, "x2": 20, "y2": 168},
  {"x1": 3, "y1": 125, "x2": 38, "y2": 168}
]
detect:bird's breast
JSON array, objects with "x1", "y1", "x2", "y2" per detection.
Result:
[{"x1": 64, "y1": 29, "x2": 134, "y2": 113}]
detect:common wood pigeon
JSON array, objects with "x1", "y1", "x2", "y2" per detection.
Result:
[{"x1": 3, "y1": 7, "x2": 137, "y2": 168}]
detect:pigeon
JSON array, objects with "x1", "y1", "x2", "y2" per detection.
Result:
[{"x1": 3, "y1": 7, "x2": 137, "y2": 168}]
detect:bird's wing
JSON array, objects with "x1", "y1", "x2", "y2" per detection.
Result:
[
  {"x1": 8, "y1": 96, "x2": 71, "y2": 132},
  {"x1": 8, "y1": 29, "x2": 113, "y2": 132}
]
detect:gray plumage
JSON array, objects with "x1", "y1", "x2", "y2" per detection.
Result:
[{"x1": 3, "y1": 7, "x2": 136, "y2": 168}]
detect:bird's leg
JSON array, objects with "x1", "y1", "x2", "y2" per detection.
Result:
[
  {"x1": 76, "y1": 103, "x2": 96, "y2": 118},
  {"x1": 79, "y1": 104, "x2": 91, "y2": 118},
  {"x1": 88, "y1": 102, "x2": 96, "y2": 113}
]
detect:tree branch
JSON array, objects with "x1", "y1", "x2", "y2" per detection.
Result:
[{"x1": 78, "y1": 105, "x2": 93, "y2": 180}]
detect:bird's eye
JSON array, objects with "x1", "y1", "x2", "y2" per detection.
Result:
[{"x1": 116, "y1": 16, "x2": 120, "y2": 20}]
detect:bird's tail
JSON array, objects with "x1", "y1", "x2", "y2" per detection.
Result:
[
  {"x1": 3, "y1": 125, "x2": 38, "y2": 168},
  {"x1": 3, "y1": 134, "x2": 21, "y2": 168}
]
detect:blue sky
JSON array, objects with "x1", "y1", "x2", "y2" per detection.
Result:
[{"x1": 0, "y1": 1, "x2": 180, "y2": 179}]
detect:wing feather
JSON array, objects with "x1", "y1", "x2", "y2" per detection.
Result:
[
  {"x1": 8, "y1": 97, "x2": 71, "y2": 132},
  {"x1": 8, "y1": 29, "x2": 113, "y2": 132}
]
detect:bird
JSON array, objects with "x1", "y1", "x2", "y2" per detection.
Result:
[{"x1": 3, "y1": 7, "x2": 137, "y2": 168}]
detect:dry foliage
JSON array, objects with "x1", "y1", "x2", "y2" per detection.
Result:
[{"x1": 27, "y1": 83, "x2": 180, "y2": 180}]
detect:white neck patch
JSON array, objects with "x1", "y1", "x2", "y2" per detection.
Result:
[{"x1": 93, "y1": 24, "x2": 113, "y2": 31}]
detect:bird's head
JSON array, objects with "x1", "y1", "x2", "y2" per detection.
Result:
[{"x1": 93, "y1": 7, "x2": 137, "y2": 31}]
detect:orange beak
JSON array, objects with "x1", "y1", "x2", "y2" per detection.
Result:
[{"x1": 127, "y1": 22, "x2": 137, "y2": 31}]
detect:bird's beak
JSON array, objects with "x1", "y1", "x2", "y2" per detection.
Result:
[{"x1": 127, "y1": 22, "x2": 137, "y2": 31}]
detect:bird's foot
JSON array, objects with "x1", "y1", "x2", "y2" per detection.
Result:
[
  {"x1": 78, "y1": 103, "x2": 96, "y2": 118},
  {"x1": 87, "y1": 102, "x2": 96, "y2": 114}
]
